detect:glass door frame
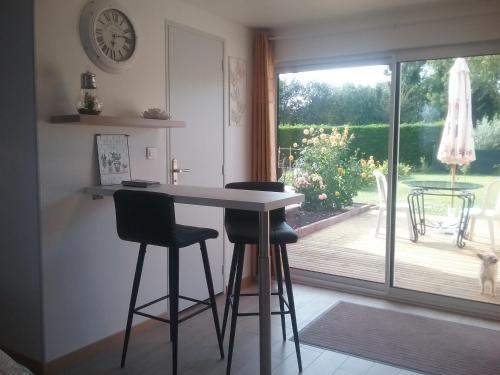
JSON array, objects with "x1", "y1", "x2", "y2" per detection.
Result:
[
  {"x1": 277, "y1": 55, "x2": 394, "y2": 295},
  {"x1": 387, "y1": 41, "x2": 500, "y2": 321},
  {"x1": 277, "y1": 40, "x2": 500, "y2": 321}
]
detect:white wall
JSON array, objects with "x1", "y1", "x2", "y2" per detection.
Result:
[
  {"x1": 274, "y1": 0, "x2": 500, "y2": 67},
  {"x1": 0, "y1": 1, "x2": 44, "y2": 363},
  {"x1": 35, "y1": 0, "x2": 251, "y2": 361}
]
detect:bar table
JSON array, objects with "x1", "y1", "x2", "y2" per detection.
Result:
[{"x1": 84, "y1": 183, "x2": 304, "y2": 374}]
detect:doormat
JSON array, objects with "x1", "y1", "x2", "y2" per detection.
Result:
[{"x1": 298, "y1": 302, "x2": 500, "y2": 375}]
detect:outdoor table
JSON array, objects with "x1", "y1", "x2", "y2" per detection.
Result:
[
  {"x1": 404, "y1": 180, "x2": 482, "y2": 248},
  {"x1": 84, "y1": 183, "x2": 304, "y2": 375}
]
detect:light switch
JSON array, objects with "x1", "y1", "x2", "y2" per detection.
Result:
[{"x1": 146, "y1": 147, "x2": 158, "y2": 160}]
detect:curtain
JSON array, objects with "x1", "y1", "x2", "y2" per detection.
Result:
[
  {"x1": 250, "y1": 31, "x2": 278, "y2": 277},
  {"x1": 251, "y1": 31, "x2": 277, "y2": 182}
]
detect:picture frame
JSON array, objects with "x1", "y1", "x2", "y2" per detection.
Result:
[
  {"x1": 229, "y1": 56, "x2": 247, "y2": 126},
  {"x1": 96, "y1": 134, "x2": 131, "y2": 185}
]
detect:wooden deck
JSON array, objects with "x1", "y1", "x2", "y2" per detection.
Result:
[{"x1": 288, "y1": 208, "x2": 500, "y2": 305}]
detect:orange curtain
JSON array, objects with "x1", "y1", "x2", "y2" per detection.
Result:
[
  {"x1": 250, "y1": 31, "x2": 278, "y2": 278},
  {"x1": 251, "y1": 31, "x2": 277, "y2": 182}
]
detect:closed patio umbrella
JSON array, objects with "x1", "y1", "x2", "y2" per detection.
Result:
[{"x1": 437, "y1": 58, "x2": 476, "y2": 199}]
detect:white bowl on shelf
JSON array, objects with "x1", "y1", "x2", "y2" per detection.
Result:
[{"x1": 143, "y1": 108, "x2": 170, "y2": 120}]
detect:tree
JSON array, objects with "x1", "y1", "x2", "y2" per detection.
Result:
[
  {"x1": 278, "y1": 79, "x2": 306, "y2": 124},
  {"x1": 302, "y1": 82, "x2": 336, "y2": 124},
  {"x1": 400, "y1": 61, "x2": 427, "y2": 123},
  {"x1": 467, "y1": 55, "x2": 500, "y2": 121},
  {"x1": 278, "y1": 79, "x2": 391, "y2": 125},
  {"x1": 421, "y1": 59, "x2": 452, "y2": 121},
  {"x1": 408, "y1": 55, "x2": 500, "y2": 123},
  {"x1": 278, "y1": 55, "x2": 500, "y2": 126}
]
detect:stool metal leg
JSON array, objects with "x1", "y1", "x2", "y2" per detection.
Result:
[
  {"x1": 281, "y1": 244, "x2": 302, "y2": 372},
  {"x1": 121, "y1": 243, "x2": 147, "y2": 368},
  {"x1": 169, "y1": 247, "x2": 180, "y2": 375},
  {"x1": 222, "y1": 243, "x2": 240, "y2": 339},
  {"x1": 274, "y1": 244, "x2": 287, "y2": 341},
  {"x1": 200, "y1": 241, "x2": 225, "y2": 359},
  {"x1": 226, "y1": 244, "x2": 245, "y2": 375}
]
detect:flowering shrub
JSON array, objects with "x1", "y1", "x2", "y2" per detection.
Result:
[
  {"x1": 358, "y1": 156, "x2": 378, "y2": 185},
  {"x1": 292, "y1": 173, "x2": 330, "y2": 211},
  {"x1": 293, "y1": 126, "x2": 377, "y2": 211},
  {"x1": 377, "y1": 160, "x2": 413, "y2": 179}
]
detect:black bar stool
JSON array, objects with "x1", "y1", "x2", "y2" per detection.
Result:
[
  {"x1": 221, "y1": 182, "x2": 302, "y2": 374},
  {"x1": 113, "y1": 190, "x2": 224, "y2": 375}
]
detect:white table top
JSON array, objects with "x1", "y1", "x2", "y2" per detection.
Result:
[{"x1": 84, "y1": 184, "x2": 304, "y2": 212}]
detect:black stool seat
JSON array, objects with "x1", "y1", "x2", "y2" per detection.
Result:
[
  {"x1": 222, "y1": 181, "x2": 302, "y2": 375},
  {"x1": 171, "y1": 224, "x2": 218, "y2": 247},
  {"x1": 113, "y1": 189, "x2": 224, "y2": 375},
  {"x1": 114, "y1": 189, "x2": 218, "y2": 248},
  {"x1": 225, "y1": 220, "x2": 298, "y2": 244}
]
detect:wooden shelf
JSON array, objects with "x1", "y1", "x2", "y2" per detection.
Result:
[{"x1": 50, "y1": 114, "x2": 185, "y2": 129}]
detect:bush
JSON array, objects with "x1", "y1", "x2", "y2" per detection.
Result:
[
  {"x1": 377, "y1": 160, "x2": 413, "y2": 179},
  {"x1": 278, "y1": 122, "x2": 444, "y2": 167},
  {"x1": 293, "y1": 173, "x2": 329, "y2": 211},
  {"x1": 474, "y1": 115, "x2": 500, "y2": 150},
  {"x1": 293, "y1": 126, "x2": 376, "y2": 211},
  {"x1": 398, "y1": 122, "x2": 444, "y2": 167}
]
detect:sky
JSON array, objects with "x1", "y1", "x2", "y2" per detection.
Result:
[{"x1": 280, "y1": 65, "x2": 391, "y2": 87}]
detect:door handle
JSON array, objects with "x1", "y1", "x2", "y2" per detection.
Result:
[
  {"x1": 172, "y1": 168, "x2": 191, "y2": 173},
  {"x1": 171, "y1": 158, "x2": 191, "y2": 185}
]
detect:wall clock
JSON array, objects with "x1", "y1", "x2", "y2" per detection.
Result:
[{"x1": 80, "y1": 0, "x2": 138, "y2": 74}]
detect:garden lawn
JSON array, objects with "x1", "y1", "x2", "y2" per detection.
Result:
[{"x1": 355, "y1": 173, "x2": 498, "y2": 215}]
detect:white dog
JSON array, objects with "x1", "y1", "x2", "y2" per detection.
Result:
[{"x1": 477, "y1": 253, "x2": 498, "y2": 297}]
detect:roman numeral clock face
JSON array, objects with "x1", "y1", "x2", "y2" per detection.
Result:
[
  {"x1": 80, "y1": 0, "x2": 138, "y2": 73},
  {"x1": 95, "y1": 9, "x2": 135, "y2": 62}
]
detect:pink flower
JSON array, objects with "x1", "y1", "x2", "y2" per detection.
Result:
[{"x1": 318, "y1": 193, "x2": 327, "y2": 201}]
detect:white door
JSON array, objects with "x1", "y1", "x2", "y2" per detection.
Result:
[{"x1": 167, "y1": 23, "x2": 224, "y2": 308}]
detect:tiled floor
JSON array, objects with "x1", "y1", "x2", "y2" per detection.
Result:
[
  {"x1": 60, "y1": 283, "x2": 500, "y2": 375},
  {"x1": 288, "y1": 208, "x2": 499, "y2": 304}
]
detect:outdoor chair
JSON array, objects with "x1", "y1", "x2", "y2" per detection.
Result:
[
  {"x1": 468, "y1": 179, "x2": 500, "y2": 251},
  {"x1": 373, "y1": 170, "x2": 414, "y2": 240}
]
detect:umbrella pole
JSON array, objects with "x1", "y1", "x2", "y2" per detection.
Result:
[{"x1": 450, "y1": 164, "x2": 456, "y2": 210}]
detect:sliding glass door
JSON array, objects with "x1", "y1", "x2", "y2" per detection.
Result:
[
  {"x1": 278, "y1": 63, "x2": 391, "y2": 285},
  {"x1": 392, "y1": 54, "x2": 500, "y2": 307},
  {"x1": 278, "y1": 47, "x2": 500, "y2": 317}
]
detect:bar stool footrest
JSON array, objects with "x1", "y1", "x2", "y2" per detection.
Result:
[
  {"x1": 229, "y1": 292, "x2": 291, "y2": 317},
  {"x1": 133, "y1": 294, "x2": 213, "y2": 325}
]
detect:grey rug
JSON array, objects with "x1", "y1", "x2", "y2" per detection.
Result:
[{"x1": 299, "y1": 302, "x2": 500, "y2": 375}]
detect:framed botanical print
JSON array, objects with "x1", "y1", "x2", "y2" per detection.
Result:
[
  {"x1": 229, "y1": 56, "x2": 247, "y2": 126},
  {"x1": 96, "y1": 134, "x2": 131, "y2": 185}
]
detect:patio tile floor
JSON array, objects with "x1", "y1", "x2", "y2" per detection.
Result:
[{"x1": 288, "y1": 208, "x2": 500, "y2": 305}]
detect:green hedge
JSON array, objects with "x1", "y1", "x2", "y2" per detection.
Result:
[{"x1": 278, "y1": 122, "x2": 444, "y2": 167}]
